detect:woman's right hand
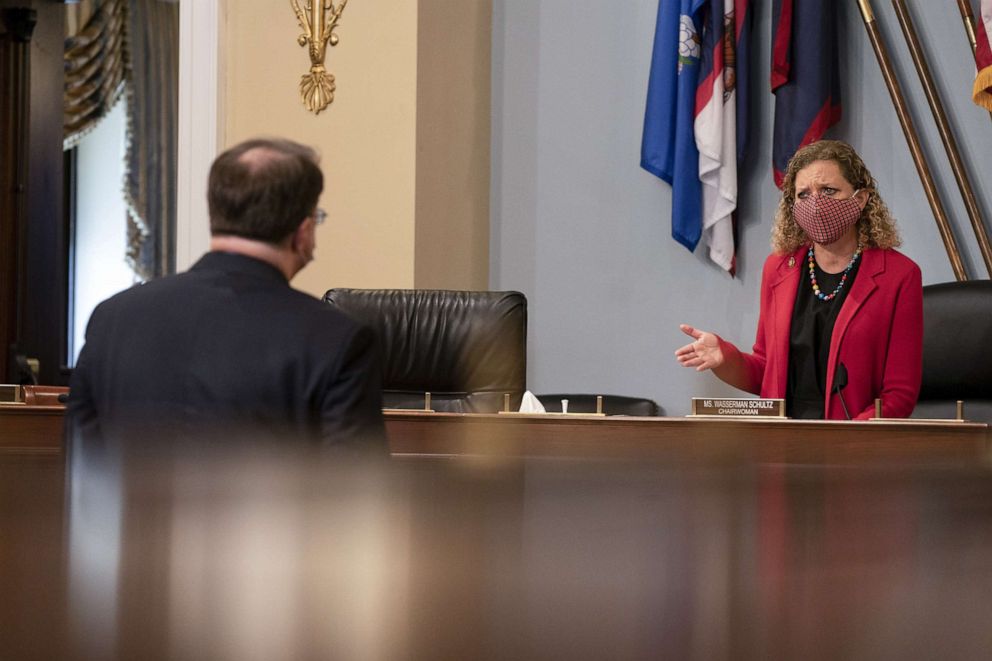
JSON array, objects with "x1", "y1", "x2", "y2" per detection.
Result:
[{"x1": 674, "y1": 324, "x2": 725, "y2": 372}]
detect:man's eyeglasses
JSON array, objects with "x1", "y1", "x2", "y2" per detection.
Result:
[{"x1": 313, "y1": 208, "x2": 327, "y2": 225}]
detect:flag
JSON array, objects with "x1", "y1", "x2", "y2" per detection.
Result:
[
  {"x1": 770, "y1": 0, "x2": 841, "y2": 188},
  {"x1": 695, "y1": 0, "x2": 750, "y2": 273},
  {"x1": 642, "y1": 0, "x2": 751, "y2": 272},
  {"x1": 974, "y1": 0, "x2": 992, "y2": 111},
  {"x1": 735, "y1": 0, "x2": 753, "y2": 164},
  {"x1": 641, "y1": 0, "x2": 704, "y2": 253},
  {"x1": 731, "y1": 0, "x2": 753, "y2": 276}
]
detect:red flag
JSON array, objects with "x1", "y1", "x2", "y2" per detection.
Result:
[
  {"x1": 692, "y1": 0, "x2": 752, "y2": 276},
  {"x1": 975, "y1": 0, "x2": 992, "y2": 110},
  {"x1": 694, "y1": 0, "x2": 738, "y2": 273},
  {"x1": 770, "y1": 0, "x2": 841, "y2": 188}
]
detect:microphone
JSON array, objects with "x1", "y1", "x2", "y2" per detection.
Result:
[{"x1": 832, "y1": 362, "x2": 851, "y2": 420}]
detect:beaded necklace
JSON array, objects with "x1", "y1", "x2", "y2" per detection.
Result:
[{"x1": 808, "y1": 244, "x2": 861, "y2": 302}]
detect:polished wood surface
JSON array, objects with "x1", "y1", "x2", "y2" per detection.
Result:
[
  {"x1": 4, "y1": 447, "x2": 992, "y2": 659},
  {"x1": 3, "y1": 402, "x2": 992, "y2": 658},
  {"x1": 0, "y1": 453, "x2": 66, "y2": 658}
]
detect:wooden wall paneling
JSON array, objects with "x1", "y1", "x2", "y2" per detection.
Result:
[
  {"x1": 21, "y1": 2, "x2": 68, "y2": 385},
  {"x1": 0, "y1": 7, "x2": 35, "y2": 383},
  {"x1": 0, "y1": 4, "x2": 68, "y2": 385}
]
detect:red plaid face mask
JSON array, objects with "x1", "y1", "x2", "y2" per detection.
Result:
[{"x1": 792, "y1": 192, "x2": 862, "y2": 245}]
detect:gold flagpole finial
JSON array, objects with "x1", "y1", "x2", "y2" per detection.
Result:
[{"x1": 290, "y1": 0, "x2": 349, "y2": 114}]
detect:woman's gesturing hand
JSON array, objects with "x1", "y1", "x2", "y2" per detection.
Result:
[{"x1": 674, "y1": 324, "x2": 724, "y2": 372}]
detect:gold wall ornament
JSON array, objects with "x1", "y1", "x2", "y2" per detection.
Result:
[{"x1": 290, "y1": 0, "x2": 349, "y2": 114}]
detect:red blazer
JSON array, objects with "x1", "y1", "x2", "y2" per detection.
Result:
[{"x1": 719, "y1": 246, "x2": 923, "y2": 419}]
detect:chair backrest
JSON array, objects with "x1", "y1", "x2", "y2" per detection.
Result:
[
  {"x1": 912, "y1": 280, "x2": 992, "y2": 422},
  {"x1": 323, "y1": 289, "x2": 527, "y2": 413},
  {"x1": 537, "y1": 394, "x2": 663, "y2": 417}
]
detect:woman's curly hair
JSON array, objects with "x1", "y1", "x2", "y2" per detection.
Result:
[{"x1": 771, "y1": 140, "x2": 901, "y2": 254}]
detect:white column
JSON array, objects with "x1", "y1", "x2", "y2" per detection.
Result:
[{"x1": 176, "y1": 0, "x2": 225, "y2": 271}]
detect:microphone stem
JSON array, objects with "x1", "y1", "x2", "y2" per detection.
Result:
[{"x1": 837, "y1": 392, "x2": 851, "y2": 420}]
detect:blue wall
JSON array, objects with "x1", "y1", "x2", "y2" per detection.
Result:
[{"x1": 491, "y1": 0, "x2": 992, "y2": 416}]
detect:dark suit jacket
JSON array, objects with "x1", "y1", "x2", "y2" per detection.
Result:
[
  {"x1": 719, "y1": 246, "x2": 923, "y2": 419},
  {"x1": 68, "y1": 251, "x2": 386, "y2": 449}
]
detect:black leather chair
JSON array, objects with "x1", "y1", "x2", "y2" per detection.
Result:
[
  {"x1": 911, "y1": 281, "x2": 992, "y2": 423},
  {"x1": 536, "y1": 394, "x2": 663, "y2": 416},
  {"x1": 323, "y1": 289, "x2": 527, "y2": 413}
]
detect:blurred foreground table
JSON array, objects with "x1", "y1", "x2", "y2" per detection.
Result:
[
  {"x1": 3, "y1": 400, "x2": 992, "y2": 659},
  {"x1": 3, "y1": 441, "x2": 992, "y2": 660}
]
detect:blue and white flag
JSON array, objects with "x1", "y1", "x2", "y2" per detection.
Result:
[{"x1": 641, "y1": 0, "x2": 704, "y2": 253}]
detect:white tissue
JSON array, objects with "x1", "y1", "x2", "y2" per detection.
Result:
[{"x1": 518, "y1": 390, "x2": 546, "y2": 413}]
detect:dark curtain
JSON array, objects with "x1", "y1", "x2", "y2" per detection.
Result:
[
  {"x1": 64, "y1": 0, "x2": 127, "y2": 147},
  {"x1": 124, "y1": 0, "x2": 178, "y2": 280},
  {"x1": 64, "y1": 0, "x2": 178, "y2": 281}
]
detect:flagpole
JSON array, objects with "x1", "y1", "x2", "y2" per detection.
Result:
[
  {"x1": 893, "y1": 0, "x2": 992, "y2": 277},
  {"x1": 957, "y1": 0, "x2": 992, "y2": 122},
  {"x1": 856, "y1": 0, "x2": 968, "y2": 281}
]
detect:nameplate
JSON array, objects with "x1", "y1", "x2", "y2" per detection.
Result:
[
  {"x1": 0, "y1": 384, "x2": 23, "y2": 404},
  {"x1": 690, "y1": 397, "x2": 785, "y2": 418}
]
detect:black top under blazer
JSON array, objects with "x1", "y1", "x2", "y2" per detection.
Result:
[{"x1": 68, "y1": 251, "x2": 386, "y2": 449}]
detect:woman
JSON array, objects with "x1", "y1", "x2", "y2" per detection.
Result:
[{"x1": 675, "y1": 140, "x2": 922, "y2": 419}]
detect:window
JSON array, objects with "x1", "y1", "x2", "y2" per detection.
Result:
[{"x1": 68, "y1": 98, "x2": 135, "y2": 366}]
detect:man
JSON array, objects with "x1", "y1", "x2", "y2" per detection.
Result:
[{"x1": 68, "y1": 138, "x2": 386, "y2": 449}]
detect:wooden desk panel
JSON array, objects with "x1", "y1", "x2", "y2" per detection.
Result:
[
  {"x1": 4, "y1": 405, "x2": 989, "y2": 465},
  {"x1": 385, "y1": 412, "x2": 991, "y2": 464},
  {"x1": 0, "y1": 405, "x2": 64, "y2": 454}
]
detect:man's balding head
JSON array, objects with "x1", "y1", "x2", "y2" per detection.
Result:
[{"x1": 208, "y1": 138, "x2": 323, "y2": 243}]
